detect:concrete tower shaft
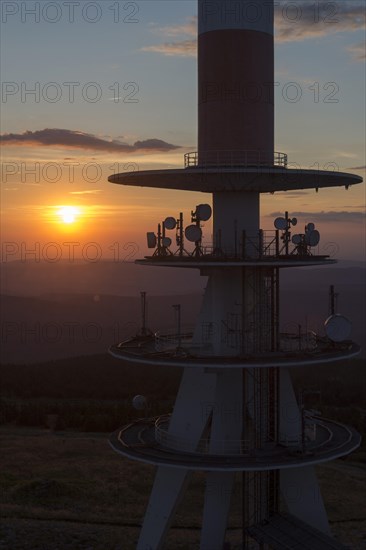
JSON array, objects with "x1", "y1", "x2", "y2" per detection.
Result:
[{"x1": 198, "y1": 0, "x2": 274, "y2": 163}]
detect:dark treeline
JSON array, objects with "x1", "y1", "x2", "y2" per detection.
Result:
[
  {"x1": 0, "y1": 356, "x2": 364, "y2": 433},
  {"x1": 0, "y1": 354, "x2": 180, "y2": 431},
  {"x1": 0, "y1": 354, "x2": 181, "y2": 400}
]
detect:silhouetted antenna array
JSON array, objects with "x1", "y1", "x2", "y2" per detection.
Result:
[{"x1": 146, "y1": 204, "x2": 212, "y2": 257}]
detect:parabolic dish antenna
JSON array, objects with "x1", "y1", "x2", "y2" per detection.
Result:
[
  {"x1": 305, "y1": 229, "x2": 320, "y2": 247},
  {"x1": 185, "y1": 225, "x2": 202, "y2": 242},
  {"x1": 164, "y1": 217, "x2": 177, "y2": 230},
  {"x1": 132, "y1": 395, "x2": 147, "y2": 410},
  {"x1": 292, "y1": 234, "x2": 302, "y2": 245},
  {"x1": 274, "y1": 217, "x2": 287, "y2": 230},
  {"x1": 196, "y1": 204, "x2": 212, "y2": 222},
  {"x1": 324, "y1": 314, "x2": 352, "y2": 342},
  {"x1": 147, "y1": 232, "x2": 157, "y2": 248},
  {"x1": 291, "y1": 218, "x2": 298, "y2": 226},
  {"x1": 162, "y1": 237, "x2": 172, "y2": 247},
  {"x1": 306, "y1": 222, "x2": 315, "y2": 232}
]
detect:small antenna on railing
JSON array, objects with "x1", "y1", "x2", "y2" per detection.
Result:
[
  {"x1": 140, "y1": 291, "x2": 147, "y2": 336},
  {"x1": 329, "y1": 285, "x2": 338, "y2": 315},
  {"x1": 172, "y1": 304, "x2": 182, "y2": 350}
]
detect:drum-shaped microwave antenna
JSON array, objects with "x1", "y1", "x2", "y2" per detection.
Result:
[
  {"x1": 292, "y1": 234, "x2": 302, "y2": 245},
  {"x1": 162, "y1": 237, "x2": 172, "y2": 248},
  {"x1": 274, "y1": 217, "x2": 287, "y2": 230},
  {"x1": 196, "y1": 204, "x2": 212, "y2": 222},
  {"x1": 132, "y1": 395, "x2": 147, "y2": 410},
  {"x1": 305, "y1": 230, "x2": 320, "y2": 247},
  {"x1": 147, "y1": 232, "x2": 157, "y2": 248},
  {"x1": 306, "y1": 222, "x2": 315, "y2": 232},
  {"x1": 324, "y1": 314, "x2": 352, "y2": 342},
  {"x1": 185, "y1": 225, "x2": 202, "y2": 242},
  {"x1": 164, "y1": 217, "x2": 177, "y2": 230}
]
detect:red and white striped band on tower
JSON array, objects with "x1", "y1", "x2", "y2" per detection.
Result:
[{"x1": 198, "y1": 0, "x2": 274, "y2": 166}]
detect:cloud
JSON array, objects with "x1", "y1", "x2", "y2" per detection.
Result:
[
  {"x1": 69, "y1": 190, "x2": 102, "y2": 195},
  {"x1": 347, "y1": 40, "x2": 366, "y2": 61},
  {"x1": 268, "y1": 210, "x2": 365, "y2": 223},
  {"x1": 143, "y1": 4, "x2": 365, "y2": 57},
  {"x1": 142, "y1": 40, "x2": 196, "y2": 57},
  {"x1": 348, "y1": 165, "x2": 366, "y2": 170},
  {"x1": 148, "y1": 18, "x2": 197, "y2": 38},
  {"x1": 142, "y1": 17, "x2": 197, "y2": 57},
  {"x1": 0, "y1": 129, "x2": 180, "y2": 153},
  {"x1": 275, "y1": 1, "x2": 365, "y2": 42}
]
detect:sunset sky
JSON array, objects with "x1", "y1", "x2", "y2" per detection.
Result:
[{"x1": 1, "y1": 0, "x2": 365, "y2": 262}]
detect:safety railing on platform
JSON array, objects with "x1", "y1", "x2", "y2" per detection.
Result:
[
  {"x1": 279, "y1": 331, "x2": 318, "y2": 353},
  {"x1": 154, "y1": 326, "x2": 194, "y2": 352},
  {"x1": 153, "y1": 326, "x2": 319, "y2": 355},
  {"x1": 154, "y1": 416, "x2": 315, "y2": 454},
  {"x1": 184, "y1": 150, "x2": 288, "y2": 169},
  {"x1": 148, "y1": 230, "x2": 322, "y2": 261}
]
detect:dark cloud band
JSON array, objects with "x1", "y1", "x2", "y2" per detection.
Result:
[{"x1": 0, "y1": 128, "x2": 180, "y2": 152}]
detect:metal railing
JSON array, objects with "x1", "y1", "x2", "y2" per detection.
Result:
[
  {"x1": 153, "y1": 326, "x2": 319, "y2": 355},
  {"x1": 184, "y1": 150, "x2": 288, "y2": 169},
  {"x1": 154, "y1": 416, "x2": 313, "y2": 454},
  {"x1": 279, "y1": 331, "x2": 318, "y2": 353},
  {"x1": 154, "y1": 326, "x2": 194, "y2": 352},
  {"x1": 148, "y1": 229, "x2": 324, "y2": 262}
]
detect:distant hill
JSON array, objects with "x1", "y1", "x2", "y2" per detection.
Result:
[{"x1": 1, "y1": 261, "x2": 365, "y2": 363}]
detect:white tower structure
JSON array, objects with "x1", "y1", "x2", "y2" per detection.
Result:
[{"x1": 109, "y1": 1, "x2": 362, "y2": 548}]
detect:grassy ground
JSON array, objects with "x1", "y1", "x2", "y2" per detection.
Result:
[{"x1": 0, "y1": 426, "x2": 365, "y2": 549}]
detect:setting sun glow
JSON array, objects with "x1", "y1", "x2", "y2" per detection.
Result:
[{"x1": 57, "y1": 206, "x2": 80, "y2": 224}]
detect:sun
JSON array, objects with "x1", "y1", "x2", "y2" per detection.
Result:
[{"x1": 57, "y1": 206, "x2": 80, "y2": 224}]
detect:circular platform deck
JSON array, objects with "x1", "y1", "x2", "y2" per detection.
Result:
[
  {"x1": 109, "y1": 416, "x2": 361, "y2": 472},
  {"x1": 136, "y1": 257, "x2": 336, "y2": 269},
  {"x1": 109, "y1": 167, "x2": 362, "y2": 193},
  {"x1": 109, "y1": 340, "x2": 360, "y2": 369}
]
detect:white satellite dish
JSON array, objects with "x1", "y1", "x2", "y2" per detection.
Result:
[
  {"x1": 132, "y1": 395, "x2": 147, "y2": 410},
  {"x1": 185, "y1": 225, "x2": 202, "y2": 242},
  {"x1": 305, "y1": 229, "x2": 320, "y2": 247},
  {"x1": 274, "y1": 217, "x2": 287, "y2": 230},
  {"x1": 292, "y1": 234, "x2": 302, "y2": 245},
  {"x1": 196, "y1": 204, "x2": 212, "y2": 222},
  {"x1": 324, "y1": 314, "x2": 352, "y2": 342},
  {"x1": 291, "y1": 218, "x2": 298, "y2": 226},
  {"x1": 164, "y1": 217, "x2": 176, "y2": 230},
  {"x1": 162, "y1": 237, "x2": 172, "y2": 247},
  {"x1": 147, "y1": 232, "x2": 157, "y2": 248},
  {"x1": 306, "y1": 222, "x2": 315, "y2": 232}
]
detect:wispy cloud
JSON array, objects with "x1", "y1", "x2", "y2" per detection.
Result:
[
  {"x1": 275, "y1": 1, "x2": 365, "y2": 43},
  {"x1": 348, "y1": 165, "x2": 366, "y2": 170},
  {"x1": 347, "y1": 40, "x2": 366, "y2": 61},
  {"x1": 143, "y1": 18, "x2": 197, "y2": 57},
  {"x1": 148, "y1": 18, "x2": 197, "y2": 38},
  {"x1": 142, "y1": 40, "x2": 196, "y2": 57},
  {"x1": 143, "y1": 3, "x2": 365, "y2": 58},
  {"x1": 69, "y1": 189, "x2": 102, "y2": 195},
  {"x1": 0, "y1": 129, "x2": 180, "y2": 153},
  {"x1": 269, "y1": 210, "x2": 365, "y2": 223}
]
